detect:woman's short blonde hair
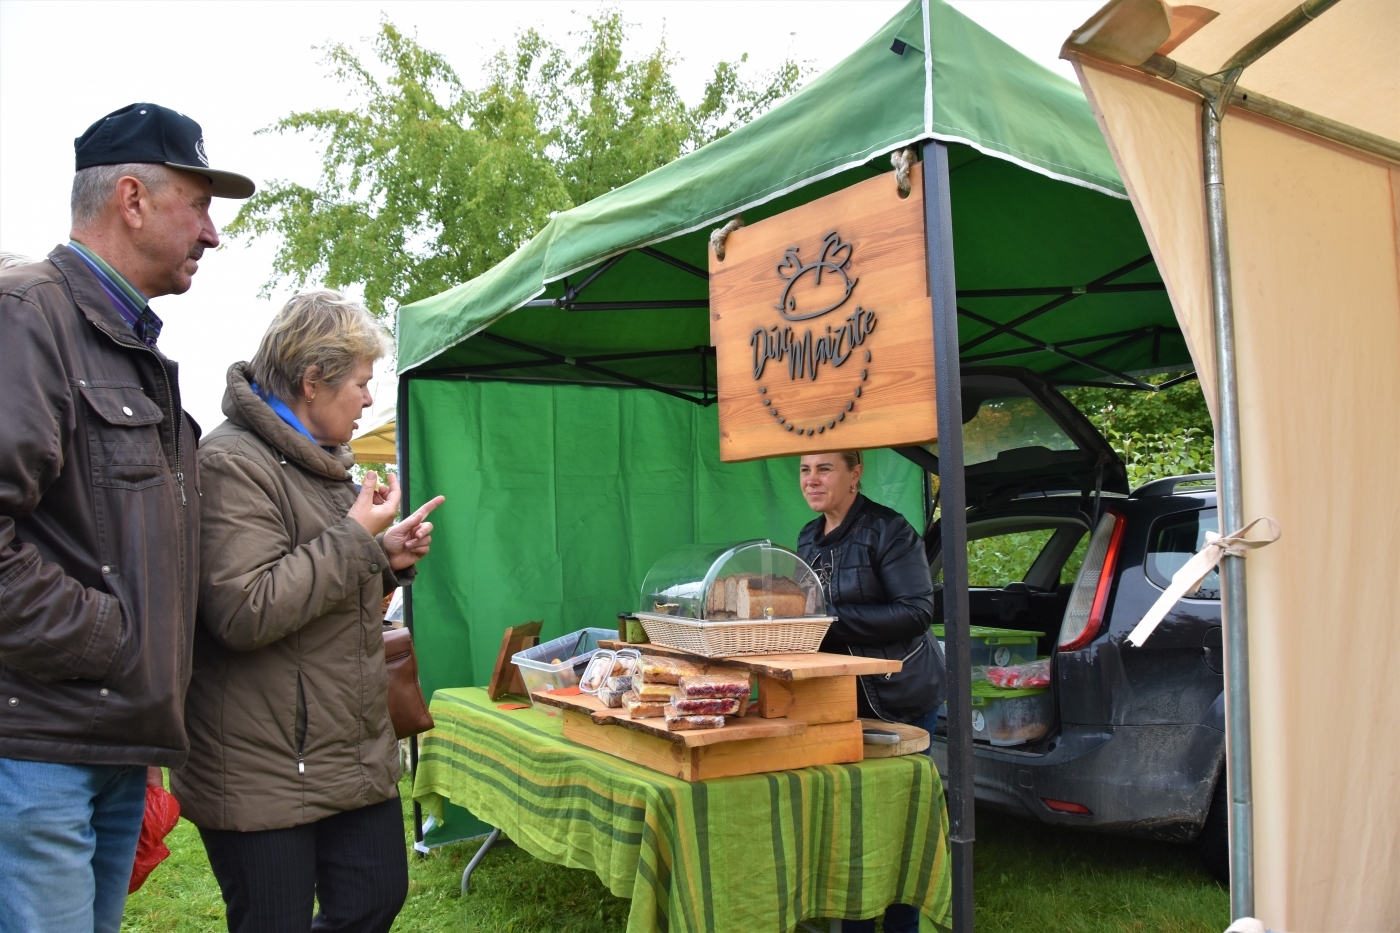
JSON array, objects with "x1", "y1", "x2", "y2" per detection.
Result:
[{"x1": 250, "y1": 290, "x2": 389, "y2": 403}]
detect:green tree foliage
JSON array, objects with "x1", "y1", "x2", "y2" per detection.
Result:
[
  {"x1": 1063, "y1": 376, "x2": 1216, "y2": 487},
  {"x1": 228, "y1": 14, "x2": 802, "y2": 315},
  {"x1": 1062, "y1": 376, "x2": 1213, "y2": 438}
]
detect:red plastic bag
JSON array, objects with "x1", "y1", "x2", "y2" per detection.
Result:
[
  {"x1": 128, "y1": 784, "x2": 181, "y2": 893},
  {"x1": 986, "y1": 658, "x2": 1051, "y2": 689}
]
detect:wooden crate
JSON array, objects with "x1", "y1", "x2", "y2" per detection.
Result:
[
  {"x1": 559, "y1": 709, "x2": 863, "y2": 782},
  {"x1": 541, "y1": 645, "x2": 905, "y2": 780},
  {"x1": 754, "y1": 674, "x2": 857, "y2": 724}
]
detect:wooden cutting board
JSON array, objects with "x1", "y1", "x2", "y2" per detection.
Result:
[
  {"x1": 531, "y1": 690, "x2": 805, "y2": 747},
  {"x1": 597, "y1": 640, "x2": 900, "y2": 680},
  {"x1": 858, "y1": 718, "x2": 930, "y2": 758}
]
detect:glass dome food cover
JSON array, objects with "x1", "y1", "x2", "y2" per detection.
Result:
[{"x1": 639, "y1": 540, "x2": 827, "y2": 621}]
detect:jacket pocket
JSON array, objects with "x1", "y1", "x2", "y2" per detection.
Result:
[{"x1": 78, "y1": 384, "x2": 167, "y2": 489}]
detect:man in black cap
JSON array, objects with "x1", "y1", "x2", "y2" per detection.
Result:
[{"x1": 0, "y1": 104, "x2": 254, "y2": 933}]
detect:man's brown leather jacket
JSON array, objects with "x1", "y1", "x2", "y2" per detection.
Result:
[{"x1": 0, "y1": 246, "x2": 199, "y2": 767}]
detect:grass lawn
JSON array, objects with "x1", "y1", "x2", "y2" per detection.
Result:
[{"x1": 124, "y1": 778, "x2": 1227, "y2": 933}]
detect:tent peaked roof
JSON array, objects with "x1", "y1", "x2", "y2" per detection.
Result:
[{"x1": 398, "y1": 0, "x2": 1127, "y2": 373}]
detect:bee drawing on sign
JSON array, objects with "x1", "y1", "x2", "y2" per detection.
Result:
[{"x1": 750, "y1": 229, "x2": 878, "y2": 437}]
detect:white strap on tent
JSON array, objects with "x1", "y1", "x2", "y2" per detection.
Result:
[{"x1": 1126, "y1": 517, "x2": 1281, "y2": 647}]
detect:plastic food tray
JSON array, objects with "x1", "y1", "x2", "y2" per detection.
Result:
[
  {"x1": 635, "y1": 612, "x2": 834, "y2": 658},
  {"x1": 968, "y1": 682, "x2": 1051, "y2": 746},
  {"x1": 933, "y1": 625, "x2": 1042, "y2": 679},
  {"x1": 511, "y1": 627, "x2": 615, "y2": 709}
]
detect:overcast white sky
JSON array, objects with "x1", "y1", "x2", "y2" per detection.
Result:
[{"x1": 0, "y1": 0, "x2": 1100, "y2": 430}]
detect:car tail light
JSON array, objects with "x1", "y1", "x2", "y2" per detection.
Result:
[
  {"x1": 1058, "y1": 510, "x2": 1126, "y2": 651},
  {"x1": 1041, "y1": 798, "x2": 1092, "y2": 815}
]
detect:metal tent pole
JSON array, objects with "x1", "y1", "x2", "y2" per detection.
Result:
[
  {"x1": 1201, "y1": 97, "x2": 1253, "y2": 919},
  {"x1": 1198, "y1": 2, "x2": 1339, "y2": 916},
  {"x1": 396, "y1": 370, "x2": 426, "y2": 855},
  {"x1": 923, "y1": 139, "x2": 974, "y2": 933}
]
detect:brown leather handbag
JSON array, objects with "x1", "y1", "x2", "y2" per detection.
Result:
[{"x1": 383, "y1": 625, "x2": 435, "y2": 739}]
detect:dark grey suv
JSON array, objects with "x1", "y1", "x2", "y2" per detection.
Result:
[{"x1": 915, "y1": 368, "x2": 1228, "y2": 879}]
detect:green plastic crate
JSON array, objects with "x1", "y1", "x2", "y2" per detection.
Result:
[
  {"x1": 932, "y1": 624, "x2": 1042, "y2": 678},
  {"x1": 969, "y1": 681, "x2": 1051, "y2": 746}
]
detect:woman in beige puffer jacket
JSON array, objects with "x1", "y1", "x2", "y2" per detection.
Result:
[{"x1": 171, "y1": 291, "x2": 443, "y2": 933}]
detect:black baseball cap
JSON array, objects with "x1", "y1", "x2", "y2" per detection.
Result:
[{"x1": 74, "y1": 103, "x2": 255, "y2": 199}]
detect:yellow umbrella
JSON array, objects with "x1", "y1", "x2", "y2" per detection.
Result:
[{"x1": 350, "y1": 365, "x2": 398, "y2": 464}]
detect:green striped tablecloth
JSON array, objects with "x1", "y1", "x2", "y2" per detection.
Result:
[{"x1": 413, "y1": 687, "x2": 951, "y2": 933}]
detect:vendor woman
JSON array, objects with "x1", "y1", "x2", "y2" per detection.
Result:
[
  {"x1": 797, "y1": 451, "x2": 945, "y2": 725},
  {"x1": 797, "y1": 450, "x2": 945, "y2": 932}
]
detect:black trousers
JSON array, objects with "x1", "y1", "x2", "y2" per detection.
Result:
[{"x1": 199, "y1": 796, "x2": 408, "y2": 933}]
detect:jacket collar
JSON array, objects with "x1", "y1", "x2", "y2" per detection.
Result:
[
  {"x1": 812, "y1": 494, "x2": 868, "y2": 550},
  {"x1": 223, "y1": 362, "x2": 355, "y2": 480},
  {"x1": 48, "y1": 245, "x2": 149, "y2": 353}
]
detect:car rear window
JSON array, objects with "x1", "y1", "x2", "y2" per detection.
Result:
[
  {"x1": 934, "y1": 395, "x2": 1079, "y2": 466},
  {"x1": 965, "y1": 528, "x2": 1056, "y2": 587},
  {"x1": 1146, "y1": 508, "x2": 1220, "y2": 599},
  {"x1": 935, "y1": 523, "x2": 1089, "y2": 588}
]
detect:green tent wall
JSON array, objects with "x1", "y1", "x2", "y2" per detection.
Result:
[{"x1": 406, "y1": 379, "x2": 923, "y2": 699}]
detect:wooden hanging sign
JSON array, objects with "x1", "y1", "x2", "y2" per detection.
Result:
[{"x1": 708, "y1": 163, "x2": 938, "y2": 462}]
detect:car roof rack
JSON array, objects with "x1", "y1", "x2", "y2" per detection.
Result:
[{"x1": 1129, "y1": 473, "x2": 1217, "y2": 498}]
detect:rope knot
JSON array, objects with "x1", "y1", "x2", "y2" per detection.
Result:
[
  {"x1": 1126, "y1": 516, "x2": 1281, "y2": 647},
  {"x1": 1204, "y1": 517, "x2": 1282, "y2": 558},
  {"x1": 891, "y1": 147, "x2": 917, "y2": 198},
  {"x1": 709, "y1": 216, "x2": 745, "y2": 262}
]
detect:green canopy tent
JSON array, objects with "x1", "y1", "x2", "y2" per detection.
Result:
[{"x1": 395, "y1": 0, "x2": 1189, "y2": 925}]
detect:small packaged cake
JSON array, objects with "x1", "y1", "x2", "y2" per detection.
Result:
[
  {"x1": 623, "y1": 692, "x2": 667, "y2": 718},
  {"x1": 672, "y1": 697, "x2": 740, "y2": 716},
  {"x1": 637, "y1": 654, "x2": 705, "y2": 685},
  {"x1": 677, "y1": 670, "x2": 750, "y2": 700},
  {"x1": 634, "y1": 681, "x2": 676, "y2": 704},
  {"x1": 663, "y1": 705, "x2": 726, "y2": 731}
]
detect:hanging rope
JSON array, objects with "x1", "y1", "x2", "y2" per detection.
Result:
[
  {"x1": 891, "y1": 147, "x2": 917, "y2": 198},
  {"x1": 709, "y1": 216, "x2": 745, "y2": 261},
  {"x1": 1126, "y1": 517, "x2": 1281, "y2": 647}
]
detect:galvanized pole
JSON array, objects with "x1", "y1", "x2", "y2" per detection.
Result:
[
  {"x1": 1201, "y1": 5, "x2": 1343, "y2": 914},
  {"x1": 923, "y1": 139, "x2": 974, "y2": 932},
  {"x1": 1201, "y1": 99, "x2": 1253, "y2": 919}
]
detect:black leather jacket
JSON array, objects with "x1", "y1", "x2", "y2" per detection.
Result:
[{"x1": 798, "y1": 495, "x2": 945, "y2": 723}]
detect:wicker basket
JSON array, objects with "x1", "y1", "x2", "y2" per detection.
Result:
[{"x1": 634, "y1": 612, "x2": 834, "y2": 658}]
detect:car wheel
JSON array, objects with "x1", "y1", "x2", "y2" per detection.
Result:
[{"x1": 1198, "y1": 772, "x2": 1230, "y2": 885}]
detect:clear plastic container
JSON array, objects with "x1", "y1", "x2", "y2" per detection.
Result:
[
  {"x1": 512, "y1": 627, "x2": 615, "y2": 708},
  {"x1": 639, "y1": 540, "x2": 825, "y2": 621},
  {"x1": 932, "y1": 625, "x2": 1042, "y2": 679},
  {"x1": 969, "y1": 682, "x2": 1051, "y2": 746}
]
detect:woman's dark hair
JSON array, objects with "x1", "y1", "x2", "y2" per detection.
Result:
[{"x1": 839, "y1": 451, "x2": 863, "y2": 472}]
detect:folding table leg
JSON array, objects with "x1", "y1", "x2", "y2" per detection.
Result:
[{"x1": 460, "y1": 827, "x2": 502, "y2": 895}]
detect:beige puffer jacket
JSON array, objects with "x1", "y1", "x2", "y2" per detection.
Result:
[{"x1": 171, "y1": 363, "x2": 405, "y2": 831}]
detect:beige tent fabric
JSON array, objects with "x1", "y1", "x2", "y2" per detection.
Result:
[
  {"x1": 1073, "y1": 63, "x2": 1218, "y2": 414},
  {"x1": 1167, "y1": 0, "x2": 1399, "y2": 141},
  {"x1": 1223, "y1": 120, "x2": 1400, "y2": 931},
  {"x1": 1068, "y1": 2, "x2": 1400, "y2": 929}
]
